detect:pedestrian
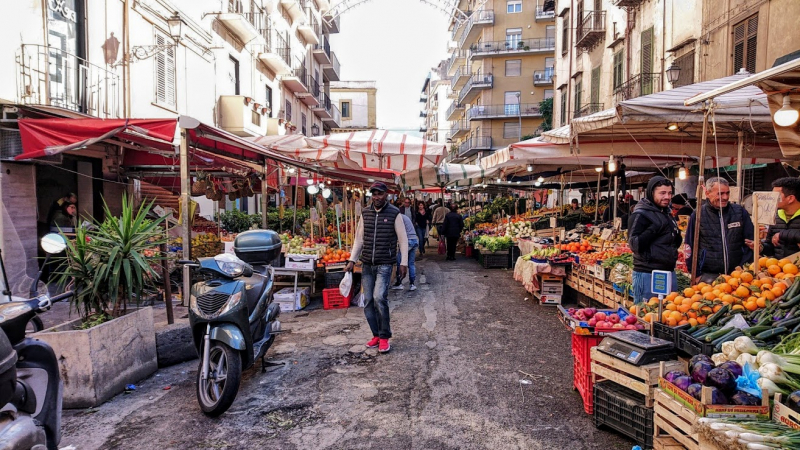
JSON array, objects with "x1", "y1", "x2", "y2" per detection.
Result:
[
  {"x1": 442, "y1": 203, "x2": 464, "y2": 261},
  {"x1": 399, "y1": 197, "x2": 416, "y2": 221},
  {"x1": 760, "y1": 177, "x2": 800, "y2": 259},
  {"x1": 414, "y1": 201, "x2": 430, "y2": 255},
  {"x1": 670, "y1": 194, "x2": 694, "y2": 218},
  {"x1": 627, "y1": 176, "x2": 682, "y2": 304},
  {"x1": 391, "y1": 213, "x2": 419, "y2": 291},
  {"x1": 570, "y1": 198, "x2": 580, "y2": 211},
  {"x1": 46, "y1": 192, "x2": 77, "y2": 228},
  {"x1": 345, "y1": 182, "x2": 409, "y2": 353},
  {"x1": 431, "y1": 199, "x2": 447, "y2": 242},
  {"x1": 51, "y1": 202, "x2": 77, "y2": 231},
  {"x1": 685, "y1": 177, "x2": 754, "y2": 283}
]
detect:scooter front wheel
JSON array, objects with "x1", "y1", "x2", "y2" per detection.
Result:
[{"x1": 196, "y1": 341, "x2": 241, "y2": 417}]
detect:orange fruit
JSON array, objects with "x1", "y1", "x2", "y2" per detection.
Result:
[
  {"x1": 666, "y1": 292, "x2": 678, "y2": 301},
  {"x1": 756, "y1": 297, "x2": 768, "y2": 308},
  {"x1": 735, "y1": 286, "x2": 751, "y2": 298},
  {"x1": 644, "y1": 313, "x2": 655, "y2": 323},
  {"x1": 691, "y1": 294, "x2": 703, "y2": 302},
  {"x1": 687, "y1": 310, "x2": 698, "y2": 319},
  {"x1": 729, "y1": 278, "x2": 740, "y2": 288},
  {"x1": 666, "y1": 317, "x2": 678, "y2": 326},
  {"x1": 741, "y1": 272, "x2": 754, "y2": 283},
  {"x1": 732, "y1": 304, "x2": 745, "y2": 312},
  {"x1": 717, "y1": 283, "x2": 732, "y2": 294},
  {"x1": 763, "y1": 290, "x2": 776, "y2": 301},
  {"x1": 767, "y1": 258, "x2": 780, "y2": 268},
  {"x1": 678, "y1": 303, "x2": 691, "y2": 313},
  {"x1": 688, "y1": 318, "x2": 699, "y2": 327},
  {"x1": 768, "y1": 265, "x2": 782, "y2": 276},
  {"x1": 701, "y1": 285, "x2": 713, "y2": 294},
  {"x1": 752, "y1": 279, "x2": 763, "y2": 288},
  {"x1": 703, "y1": 292, "x2": 716, "y2": 301},
  {"x1": 678, "y1": 319, "x2": 689, "y2": 326},
  {"x1": 683, "y1": 288, "x2": 695, "y2": 297},
  {"x1": 648, "y1": 297, "x2": 659, "y2": 306},
  {"x1": 730, "y1": 270, "x2": 742, "y2": 279},
  {"x1": 691, "y1": 301, "x2": 702, "y2": 311},
  {"x1": 759, "y1": 257, "x2": 769, "y2": 268},
  {"x1": 674, "y1": 296, "x2": 685, "y2": 306},
  {"x1": 784, "y1": 263, "x2": 799, "y2": 275},
  {"x1": 745, "y1": 300, "x2": 759, "y2": 312},
  {"x1": 666, "y1": 303, "x2": 678, "y2": 311},
  {"x1": 713, "y1": 304, "x2": 723, "y2": 312},
  {"x1": 697, "y1": 316, "x2": 707, "y2": 324}
]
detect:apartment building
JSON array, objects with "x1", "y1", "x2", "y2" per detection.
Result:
[
  {"x1": 445, "y1": 0, "x2": 556, "y2": 163},
  {"x1": 419, "y1": 61, "x2": 454, "y2": 145},
  {"x1": 329, "y1": 81, "x2": 377, "y2": 132}
]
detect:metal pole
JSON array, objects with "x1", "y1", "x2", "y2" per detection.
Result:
[
  {"x1": 735, "y1": 130, "x2": 744, "y2": 203},
  {"x1": 262, "y1": 160, "x2": 268, "y2": 229},
  {"x1": 517, "y1": 93, "x2": 522, "y2": 142},
  {"x1": 160, "y1": 242, "x2": 173, "y2": 324},
  {"x1": 690, "y1": 110, "x2": 710, "y2": 281},
  {"x1": 180, "y1": 128, "x2": 191, "y2": 307},
  {"x1": 292, "y1": 170, "x2": 300, "y2": 233},
  {"x1": 613, "y1": 176, "x2": 619, "y2": 222},
  {"x1": 594, "y1": 170, "x2": 602, "y2": 223}
]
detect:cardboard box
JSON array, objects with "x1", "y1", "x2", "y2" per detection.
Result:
[
  {"x1": 274, "y1": 287, "x2": 309, "y2": 311},
  {"x1": 774, "y1": 393, "x2": 800, "y2": 430},
  {"x1": 285, "y1": 254, "x2": 316, "y2": 270},
  {"x1": 536, "y1": 293, "x2": 561, "y2": 305}
]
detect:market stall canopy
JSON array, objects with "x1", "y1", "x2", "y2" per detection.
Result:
[
  {"x1": 397, "y1": 163, "x2": 498, "y2": 189},
  {"x1": 307, "y1": 130, "x2": 446, "y2": 171}
]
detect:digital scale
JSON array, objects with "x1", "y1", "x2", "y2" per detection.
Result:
[{"x1": 596, "y1": 330, "x2": 676, "y2": 366}]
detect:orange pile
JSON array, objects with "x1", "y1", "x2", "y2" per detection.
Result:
[
  {"x1": 321, "y1": 247, "x2": 350, "y2": 264},
  {"x1": 561, "y1": 240, "x2": 591, "y2": 253},
  {"x1": 631, "y1": 257, "x2": 798, "y2": 327}
]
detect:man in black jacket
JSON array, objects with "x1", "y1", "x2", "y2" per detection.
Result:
[
  {"x1": 442, "y1": 204, "x2": 464, "y2": 261},
  {"x1": 685, "y1": 177, "x2": 754, "y2": 282},
  {"x1": 761, "y1": 177, "x2": 800, "y2": 259},
  {"x1": 628, "y1": 176, "x2": 682, "y2": 304}
]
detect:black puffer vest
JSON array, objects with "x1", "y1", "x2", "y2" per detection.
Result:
[
  {"x1": 360, "y1": 203, "x2": 401, "y2": 265},
  {"x1": 630, "y1": 199, "x2": 681, "y2": 272},
  {"x1": 697, "y1": 202, "x2": 745, "y2": 274}
]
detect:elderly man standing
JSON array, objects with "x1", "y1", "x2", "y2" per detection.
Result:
[{"x1": 685, "y1": 177, "x2": 754, "y2": 283}]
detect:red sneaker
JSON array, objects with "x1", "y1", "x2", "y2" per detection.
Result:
[
  {"x1": 378, "y1": 338, "x2": 391, "y2": 353},
  {"x1": 366, "y1": 337, "x2": 380, "y2": 348}
]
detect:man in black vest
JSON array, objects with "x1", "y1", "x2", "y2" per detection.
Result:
[
  {"x1": 346, "y1": 182, "x2": 409, "y2": 354},
  {"x1": 685, "y1": 177, "x2": 754, "y2": 283}
]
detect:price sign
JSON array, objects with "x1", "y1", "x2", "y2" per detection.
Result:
[
  {"x1": 310, "y1": 208, "x2": 319, "y2": 224},
  {"x1": 592, "y1": 227, "x2": 602, "y2": 236},
  {"x1": 613, "y1": 217, "x2": 622, "y2": 231},
  {"x1": 559, "y1": 230, "x2": 566, "y2": 241},
  {"x1": 335, "y1": 204, "x2": 343, "y2": 218},
  {"x1": 549, "y1": 217, "x2": 557, "y2": 228},
  {"x1": 754, "y1": 191, "x2": 780, "y2": 226},
  {"x1": 600, "y1": 229, "x2": 613, "y2": 241},
  {"x1": 651, "y1": 270, "x2": 672, "y2": 296}
]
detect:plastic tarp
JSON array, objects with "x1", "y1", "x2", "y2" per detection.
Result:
[{"x1": 397, "y1": 163, "x2": 498, "y2": 189}]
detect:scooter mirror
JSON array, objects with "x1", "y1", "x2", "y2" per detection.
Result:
[{"x1": 41, "y1": 233, "x2": 67, "y2": 254}]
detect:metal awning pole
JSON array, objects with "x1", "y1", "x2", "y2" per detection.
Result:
[
  {"x1": 594, "y1": 170, "x2": 602, "y2": 223},
  {"x1": 691, "y1": 109, "x2": 711, "y2": 281},
  {"x1": 180, "y1": 128, "x2": 191, "y2": 307},
  {"x1": 262, "y1": 160, "x2": 268, "y2": 229},
  {"x1": 736, "y1": 130, "x2": 744, "y2": 203},
  {"x1": 292, "y1": 170, "x2": 300, "y2": 233}
]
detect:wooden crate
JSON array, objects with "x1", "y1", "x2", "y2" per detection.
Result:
[
  {"x1": 590, "y1": 348, "x2": 685, "y2": 408},
  {"x1": 653, "y1": 436, "x2": 686, "y2": 450},
  {"x1": 654, "y1": 388, "x2": 700, "y2": 450}
]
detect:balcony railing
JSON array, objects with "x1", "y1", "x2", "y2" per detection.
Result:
[
  {"x1": 446, "y1": 49, "x2": 467, "y2": 75},
  {"x1": 446, "y1": 102, "x2": 464, "y2": 120},
  {"x1": 243, "y1": 11, "x2": 264, "y2": 30},
  {"x1": 613, "y1": 0, "x2": 645, "y2": 7},
  {"x1": 576, "y1": 11, "x2": 606, "y2": 49},
  {"x1": 458, "y1": 10, "x2": 494, "y2": 49},
  {"x1": 420, "y1": 93, "x2": 428, "y2": 102},
  {"x1": 420, "y1": 110, "x2": 428, "y2": 118},
  {"x1": 323, "y1": 51, "x2": 340, "y2": 81},
  {"x1": 17, "y1": 44, "x2": 120, "y2": 118},
  {"x1": 613, "y1": 73, "x2": 660, "y2": 103},
  {"x1": 469, "y1": 37, "x2": 555, "y2": 57},
  {"x1": 535, "y1": 6, "x2": 556, "y2": 20},
  {"x1": 466, "y1": 103, "x2": 542, "y2": 121},
  {"x1": 533, "y1": 68, "x2": 555, "y2": 85},
  {"x1": 324, "y1": 12, "x2": 340, "y2": 33},
  {"x1": 574, "y1": 102, "x2": 604, "y2": 118},
  {"x1": 458, "y1": 135, "x2": 492, "y2": 157},
  {"x1": 458, "y1": 72, "x2": 493, "y2": 104},
  {"x1": 312, "y1": 33, "x2": 331, "y2": 64},
  {"x1": 449, "y1": 119, "x2": 469, "y2": 138},
  {"x1": 228, "y1": 0, "x2": 244, "y2": 13}
]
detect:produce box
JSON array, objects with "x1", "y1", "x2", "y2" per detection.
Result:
[
  {"x1": 654, "y1": 388, "x2": 700, "y2": 450},
  {"x1": 657, "y1": 378, "x2": 770, "y2": 419},
  {"x1": 590, "y1": 347, "x2": 684, "y2": 408},
  {"x1": 535, "y1": 293, "x2": 561, "y2": 305},
  {"x1": 773, "y1": 393, "x2": 800, "y2": 430},
  {"x1": 676, "y1": 328, "x2": 716, "y2": 357},
  {"x1": 557, "y1": 306, "x2": 647, "y2": 336},
  {"x1": 593, "y1": 381, "x2": 654, "y2": 449},
  {"x1": 274, "y1": 287, "x2": 309, "y2": 312},
  {"x1": 285, "y1": 254, "x2": 317, "y2": 270}
]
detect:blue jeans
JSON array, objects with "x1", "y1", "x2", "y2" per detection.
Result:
[
  {"x1": 362, "y1": 263, "x2": 393, "y2": 339},
  {"x1": 396, "y1": 240, "x2": 418, "y2": 284},
  {"x1": 632, "y1": 271, "x2": 679, "y2": 304},
  {"x1": 415, "y1": 226, "x2": 425, "y2": 253}
]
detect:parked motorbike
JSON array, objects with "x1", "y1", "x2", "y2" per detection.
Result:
[
  {"x1": 180, "y1": 229, "x2": 283, "y2": 417},
  {"x1": 0, "y1": 233, "x2": 72, "y2": 450}
]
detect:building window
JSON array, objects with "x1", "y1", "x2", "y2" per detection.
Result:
[
  {"x1": 640, "y1": 27, "x2": 654, "y2": 95},
  {"x1": 229, "y1": 55, "x2": 240, "y2": 95},
  {"x1": 733, "y1": 14, "x2": 758, "y2": 74},
  {"x1": 507, "y1": 0, "x2": 521, "y2": 13},
  {"x1": 673, "y1": 50, "x2": 695, "y2": 87},
  {"x1": 503, "y1": 121, "x2": 520, "y2": 139},
  {"x1": 613, "y1": 50, "x2": 624, "y2": 89},
  {"x1": 341, "y1": 101, "x2": 351, "y2": 118},
  {"x1": 285, "y1": 99, "x2": 292, "y2": 122},
  {"x1": 506, "y1": 28, "x2": 522, "y2": 49},
  {"x1": 591, "y1": 66, "x2": 601, "y2": 105},
  {"x1": 301, "y1": 113, "x2": 307, "y2": 135},
  {"x1": 544, "y1": 89, "x2": 554, "y2": 99},
  {"x1": 505, "y1": 59, "x2": 521, "y2": 77},
  {"x1": 504, "y1": 91, "x2": 521, "y2": 115},
  {"x1": 574, "y1": 80, "x2": 582, "y2": 112},
  {"x1": 560, "y1": 89, "x2": 567, "y2": 125},
  {"x1": 154, "y1": 31, "x2": 176, "y2": 108},
  {"x1": 265, "y1": 85, "x2": 273, "y2": 115},
  {"x1": 561, "y1": 19, "x2": 569, "y2": 55}
]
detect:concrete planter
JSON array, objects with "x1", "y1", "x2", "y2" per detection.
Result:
[{"x1": 35, "y1": 307, "x2": 158, "y2": 408}]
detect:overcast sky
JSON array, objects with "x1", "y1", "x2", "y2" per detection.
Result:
[{"x1": 329, "y1": 0, "x2": 452, "y2": 136}]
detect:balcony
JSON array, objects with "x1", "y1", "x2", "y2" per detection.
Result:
[
  {"x1": 419, "y1": 124, "x2": 428, "y2": 133},
  {"x1": 449, "y1": 119, "x2": 469, "y2": 139},
  {"x1": 323, "y1": 12, "x2": 340, "y2": 34},
  {"x1": 533, "y1": 68, "x2": 555, "y2": 86},
  {"x1": 446, "y1": 49, "x2": 467, "y2": 76},
  {"x1": 279, "y1": 0, "x2": 306, "y2": 23},
  {"x1": 312, "y1": 34, "x2": 331, "y2": 65},
  {"x1": 322, "y1": 51, "x2": 340, "y2": 81},
  {"x1": 458, "y1": 73, "x2": 493, "y2": 104},
  {"x1": 218, "y1": 95, "x2": 267, "y2": 137},
  {"x1": 16, "y1": 44, "x2": 121, "y2": 118},
  {"x1": 574, "y1": 102, "x2": 604, "y2": 118},
  {"x1": 469, "y1": 37, "x2": 555, "y2": 59},
  {"x1": 451, "y1": 65, "x2": 471, "y2": 90},
  {"x1": 297, "y1": 8, "x2": 320, "y2": 45},
  {"x1": 257, "y1": 30, "x2": 292, "y2": 75},
  {"x1": 458, "y1": 135, "x2": 492, "y2": 158},
  {"x1": 446, "y1": 87, "x2": 458, "y2": 99},
  {"x1": 458, "y1": 10, "x2": 494, "y2": 49},
  {"x1": 420, "y1": 110, "x2": 428, "y2": 118},
  {"x1": 535, "y1": 6, "x2": 556, "y2": 21},
  {"x1": 432, "y1": 99, "x2": 439, "y2": 110},
  {"x1": 613, "y1": 0, "x2": 646, "y2": 7},
  {"x1": 217, "y1": 5, "x2": 263, "y2": 44},
  {"x1": 466, "y1": 103, "x2": 541, "y2": 121},
  {"x1": 446, "y1": 102, "x2": 465, "y2": 121},
  {"x1": 575, "y1": 11, "x2": 606, "y2": 50},
  {"x1": 613, "y1": 73, "x2": 660, "y2": 103},
  {"x1": 311, "y1": 91, "x2": 331, "y2": 117}
]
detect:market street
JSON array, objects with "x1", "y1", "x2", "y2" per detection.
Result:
[{"x1": 59, "y1": 253, "x2": 631, "y2": 450}]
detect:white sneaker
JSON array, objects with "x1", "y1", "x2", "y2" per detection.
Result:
[
  {"x1": 409, "y1": 284, "x2": 417, "y2": 291},
  {"x1": 391, "y1": 284, "x2": 403, "y2": 290}
]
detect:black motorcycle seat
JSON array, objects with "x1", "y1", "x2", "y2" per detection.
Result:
[{"x1": 241, "y1": 274, "x2": 269, "y2": 314}]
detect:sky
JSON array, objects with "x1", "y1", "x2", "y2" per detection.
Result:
[{"x1": 328, "y1": 0, "x2": 452, "y2": 136}]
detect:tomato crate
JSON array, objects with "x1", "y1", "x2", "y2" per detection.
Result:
[
  {"x1": 322, "y1": 288, "x2": 351, "y2": 310},
  {"x1": 593, "y1": 381, "x2": 654, "y2": 449},
  {"x1": 573, "y1": 358, "x2": 595, "y2": 415},
  {"x1": 571, "y1": 333, "x2": 604, "y2": 371}
]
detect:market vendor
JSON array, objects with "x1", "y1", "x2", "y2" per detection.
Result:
[
  {"x1": 628, "y1": 176, "x2": 682, "y2": 304},
  {"x1": 685, "y1": 177, "x2": 754, "y2": 283},
  {"x1": 760, "y1": 177, "x2": 800, "y2": 259}
]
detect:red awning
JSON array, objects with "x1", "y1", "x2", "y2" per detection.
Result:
[{"x1": 16, "y1": 118, "x2": 178, "y2": 160}]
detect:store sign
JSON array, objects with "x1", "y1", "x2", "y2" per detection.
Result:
[
  {"x1": 651, "y1": 270, "x2": 672, "y2": 296},
  {"x1": 49, "y1": 0, "x2": 77, "y2": 22}
]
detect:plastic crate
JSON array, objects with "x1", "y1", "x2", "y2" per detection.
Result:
[
  {"x1": 593, "y1": 381, "x2": 654, "y2": 449},
  {"x1": 652, "y1": 322, "x2": 689, "y2": 348},
  {"x1": 510, "y1": 245, "x2": 521, "y2": 268},
  {"x1": 573, "y1": 358, "x2": 595, "y2": 414},
  {"x1": 677, "y1": 329, "x2": 716, "y2": 357},
  {"x1": 481, "y1": 252, "x2": 510, "y2": 269},
  {"x1": 322, "y1": 287, "x2": 351, "y2": 310},
  {"x1": 571, "y1": 333, "x2": 605, "y2": 370},
  {"x1": 324, "y1": 271, "x2": 347, "y2": 289}
]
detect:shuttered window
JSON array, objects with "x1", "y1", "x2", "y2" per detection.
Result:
[
  {"x1": 640, "y1": 27, "x2": 654, "y2": 95},
  {"x1": 733, "y1": 14, "x2": 758, "y2": 74},
  {"x1": 591, "y1": 66, "x2": 600, "y2": 105},
  {"x1": 560, "y1": 89, "x2": 567, "y2": 125},
  {"x1": 674, "y1": 50, "x2": 695, "y2": 87},
  {"x1": 285, "y1": 99, "x2": 292, "y2": 122},
  {"x1": 574, "y1": 80, "x2": 582, "y2": 112},
  {"x1": 505, "y1": 59, "x2": 521, "y2": 76},
  {"x1": 503, "y1": 122, "x2": 519, "y2": 139},
  {"x1": 561, "y1": 19, "x2": 569, "y2": 55},
  {"x1": 613, "y1": 50, "x2": 624, "y2": 89},
  {"x1": 154, "y1": 31, "x2": 176, "y2": 107}
]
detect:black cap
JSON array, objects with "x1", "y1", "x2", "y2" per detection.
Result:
[{"x1": 369, "y1": 181, "x2": 388, "y2": 193}]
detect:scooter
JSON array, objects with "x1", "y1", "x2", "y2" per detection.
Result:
[
  {"x1": 0, "y1": 233, "x2": 72, "y2": 450},
  {"x1": 180, "y1": 229, "x2": 283, "y2": 417}
]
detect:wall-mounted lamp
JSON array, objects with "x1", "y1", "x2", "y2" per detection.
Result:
[
  {"x1": 311, "y1": 123, "x2": 320, "y2": 136},
  {"x1": 119, "y1": 12, "x2": 184, "y2": 65},
  {"x1": 775, "y1": 95, "x2": 800, "y2": 127},
  {"x1": 666, "y1": 122, "x2": 679, "y2": 131},
  {"x1": 666, "y1": 63, "x2": 681, "y2": 86},
  {"x1": 678, "y1": 164, "x2": 687, "y2": 180},
  {"x1": 608, "y1": 155, "x2": 617, "y2": 173},
  {"x1": 595, "y1": 167, "x2": 603, "y2": 173},
  {"x1": 526, "y1": 165, "x2": 533, "y2": 172},
  {"x1": 307, "y1": 185, "x2": 319, "y2": 195}
]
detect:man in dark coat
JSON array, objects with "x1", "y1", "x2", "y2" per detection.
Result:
[
  {"x1": 761, "y1": 177, "x2": 800, "y2": 259},
  {"x1": 685, "y1": 177, "x2": 754, "y2": 283},
  {"x1": 628, "y1": 176, "x2": 682, "y2": 304},
  {"x1": 442, "y1": 204, "x2": 464, "y2": 261}
]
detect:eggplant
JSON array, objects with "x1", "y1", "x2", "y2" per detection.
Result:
[
  {"x1": 686, "y1": 383, "x2": 703, "y2": 400},
  {"x1": 718, "y1": 361, "x2": 743, "y2": 378},
  {"x1": 691, "y1": 361, "x2": 715, "y2": 384},
  {"x1": 707, "y1": 387, "x2": 729, "y2": 405},
  {"x1": 731, "y1": 391, "x2": 761, "y2": 406},
  {"x1": 673, "y1": 375, "x2": 692, "y2": 392},
  {"x1": 664, "y1": 370, "x2": 689, "y2": 384},
  {"x1": 690, "y1": 354, "x2": 714, "y2": 367},
  {"x1": 706, "y1": 368, "x2": 737, "y2": 394}
]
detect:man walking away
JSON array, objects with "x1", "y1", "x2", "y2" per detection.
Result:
[
  {"x1": 391, "y1": 214, "x2": 419, "y2": 291},
  {"x1": 346, "y1": 182, "x2": 408, "y2": 354},
  {"x1": 442, "y1": 204, "x2": 464, "y2": 261},
  {"x1": 431, "y1": 199, "x2": 447, "y2": 243},
  {"x1": 685, "y1": 177, "x2": 754, "y2": 283},
  {"x1": 628, "y1": 176, "x2": 682, "y2": 304},
  {"x1": 761, "y1": 177, "x2": 800, "y2": 259}
]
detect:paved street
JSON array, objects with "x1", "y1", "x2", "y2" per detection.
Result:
[{"x1": 61, "y1": 253, "x2": 632, "y2": 450}]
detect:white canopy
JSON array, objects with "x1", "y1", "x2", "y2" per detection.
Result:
[{"x1": 397, "y1": 163, "x2": 498, "y2": 189}]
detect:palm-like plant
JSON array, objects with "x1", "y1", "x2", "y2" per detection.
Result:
[{"x1": 55, "y1": 225, "x2": 104, "y2": 321}]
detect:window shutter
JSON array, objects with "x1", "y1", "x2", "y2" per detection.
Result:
[
  {"x1": 732, "y1": 15, "x2": 757, "y2": 74},
  {"x1": 575, "y1": 80, "x2": 582, "y2": 112},
  {"x1": 591, "y1": 67, "x2": 600, "y2": 105},
  {"x1": 560, "y1": 91, "x2": 567, "y2": 124},
  {"x1": 154, "y1": 33, "x2": 175, "y2": 107},
  {"x1": 165, "y1": 44, "x2": 175, "y2": 106},
  {"x1": 641, "y1": 27, "x2": 653, "y2": 74},
  {"x1": 613, "y1": 51, "x2": 623, "y2": 88},
  {"x1": 733, "y1": 22, "x2": 745, "y2": 73},
  {"x1": 745, "y1": 16, "x2": 758, "y2": 73},
  {"x1": 505, "y1": 59, "x2": 521, "y2": 76}
]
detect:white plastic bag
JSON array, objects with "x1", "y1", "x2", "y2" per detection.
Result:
[{"x1": 339, "y1": 272, "x2": 353, "y2": 297}]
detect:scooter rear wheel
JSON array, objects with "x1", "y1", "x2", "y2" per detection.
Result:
[{"x1": 196, "y1": 341, "x2": 241, "y2": 417}]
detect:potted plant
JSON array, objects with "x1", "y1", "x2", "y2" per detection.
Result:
[
  {"x1": 38, "y1": 196, "x2": 164, "y2": 407},
  {"x1": 517, "y1": 41, "x2": 525, "y2": 50}
]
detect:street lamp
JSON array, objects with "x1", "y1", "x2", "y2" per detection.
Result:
[
  {"x1": 516, "y1": 92, "x2": 522, "y2": 142},
  {"x1": 666, "y1": 63, "x2": 681, "y2": 86},
  {"x1": 119, "y1": 12, "x2": 184, "y2": 65},
  {"x1": 311, "y1": 123, "x2": 320, "y2": 136}
]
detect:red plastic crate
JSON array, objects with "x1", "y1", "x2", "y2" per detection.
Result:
[
  {"x1": 571, "y1": 333, "x2": 604, "y2": 370},
  {"x1": 322, "y1": 288, "x2": 351, "y2": 310},
  {"x1": 573, "y1": 358, "x2": 595, "y2": 414}
]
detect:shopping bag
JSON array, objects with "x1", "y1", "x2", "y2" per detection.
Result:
[
  {"x1": 429, "y1": 226, "x2": 438, "y2": 239},
  {"x1": 339, "y1": 272, "x2": 353, "y2": 297},
  {"x1": 438, "y1": 240, "x2": 446, "y2": 255}
]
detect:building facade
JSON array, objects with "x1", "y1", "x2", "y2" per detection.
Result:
[
  {"x1": 419, "y1": 62, "x2": 454, "y2": 145},
  {"x1": 329, "y1": 80, "x2": 377, "y2": 132}
]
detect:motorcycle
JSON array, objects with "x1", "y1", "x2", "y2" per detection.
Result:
[
  {"x1": 180, "y1": 229, "x2": 283, "y2": 416},
  {"x1": 0, "y1": 233, "x2": 72, "y2": 450}
]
